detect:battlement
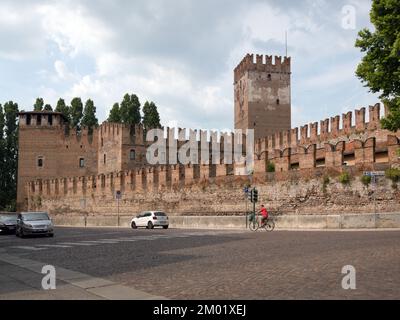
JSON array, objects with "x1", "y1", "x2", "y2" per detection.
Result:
[
  {"x1": 26, "y1": 131, "x2": 400, "y2": 203},
  {"x1": 18, "y1": 111, "x2": 66, "y2": 128},
  {"x1": 234, "y1": 53, "x2": 291, "y2": 83},
  {"x1": 255, "y1": 103, "x2": 388, "y2": 156}
]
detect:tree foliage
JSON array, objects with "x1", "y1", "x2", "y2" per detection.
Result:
[
  {"x1": 119, "y1": 93, "x2": 141, "y2": 125},
  {"x1": 33, "y1": 98, "x2": 44, "y2": 111},
  {"x1": 142, "y1": 101, "x2": 161, "y2": 129},
  {"x1": 70, "y1": 97, "x2": 84, "y2": 129},
  {"x1": 355, "y1": 0, "x2": 400, "y2": 131},
  {"x1": 81, "y1": 99, "x2": 99, "y2": 134},
  {"x1": 44, "y1": 104, "x2": 53, "y2": 111},
  {"x1": 0, "y1": 101, "x2": 19, "y2": 211},
  {"x1": 55, "y1": 98, "x2": 71, "y2": 123},
  {"x1": 108, "y1": 103, "x2": 121, "y2": 123}
]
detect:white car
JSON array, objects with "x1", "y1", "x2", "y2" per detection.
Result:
[{"x1": 131, "y1": 211, "x2": 169, "y2": 229}]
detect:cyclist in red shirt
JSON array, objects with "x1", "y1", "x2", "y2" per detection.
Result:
[{"x1": 260, "y1": 205, "x2": 269, "y2": 227}]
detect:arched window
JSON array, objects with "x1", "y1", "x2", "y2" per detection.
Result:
[
  {"x1": 37, "y1": 157, "x2": 44, "y2": 168},
  {"x1": 79, "y1": 158, "x2": 85, "y2": 168},
  {"x1": 267, "y1": 74, "x2": 272, "y2": 81}
]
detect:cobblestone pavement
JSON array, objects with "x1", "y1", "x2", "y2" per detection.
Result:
[{"x1": 1, "y1": 227, "x2": 399, "y2": 299}]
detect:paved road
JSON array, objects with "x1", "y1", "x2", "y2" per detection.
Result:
[{"x1": 1, "y1": 227, "x2": 400, "y2": 300}]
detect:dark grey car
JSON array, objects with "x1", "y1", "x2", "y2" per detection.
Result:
[
  {"x1": 16, "y1": 212, "x2": 54, "y2": 238},
  {"x1": 0, "y1": 213, "x2": 18, "y2": 234}
]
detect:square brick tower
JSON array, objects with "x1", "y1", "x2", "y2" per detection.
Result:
[{"x1": 234, "y1": 54, "x2": 291, "y2": 140}]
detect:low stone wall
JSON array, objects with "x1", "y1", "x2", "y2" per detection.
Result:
[{"x1": 51, "y1": 212, "x2": 400, "y2": 230}]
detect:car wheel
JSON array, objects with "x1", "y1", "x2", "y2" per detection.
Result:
[
  {"x1": 48, "y1": 233, "x2": 54, "y2": 238},
  {"x1": 131, "y1": 221, "x2": 137, "y2": 229},
  {"x1": 147, "y1": 221, "x2": 154, "y2": 229},
  {"x1": 163, "y1": 226, "x2": 169, "y2": 229}
]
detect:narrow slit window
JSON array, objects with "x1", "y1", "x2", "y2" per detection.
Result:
[
  {"x1": 37, "y1": 157, "x2": 44, "y2": 168},
  {"x1": 130, "y1": 150, "x2": 136, "y2": 161}
]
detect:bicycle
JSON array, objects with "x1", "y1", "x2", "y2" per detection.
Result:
[
  {"x1": 248, "y1": 212, "x2": 275, "y2": 232},
  {"x1": 259, "y1": 217, "x2": 275, "y2": 232}
]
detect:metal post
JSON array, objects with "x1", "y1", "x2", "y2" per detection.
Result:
[
  {"x1": 245, "y1": 195, "x2": 248, "y2": 230},
  {"x1": 117, "y1": 198, "x2": 120, "y2": 227},
  {"x1": 373, "y1": 176, "x2": 376, "y2": 214},
  {"x1": 253, "y1": 188, "x2": 256, "y2": 222}
]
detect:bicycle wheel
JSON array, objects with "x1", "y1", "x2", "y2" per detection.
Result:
[
  {"x1": 265, "y1": 220, "x2": 275, "y2": 232},
  {"x1": 249, "y1": 220, "x2": 259, "y2": 231}
]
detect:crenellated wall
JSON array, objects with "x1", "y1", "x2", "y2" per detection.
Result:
[
  {"x1": 17, "y1": 112, "x2": 98, "y2": 211},
  {"x1": 26, "y1": 131, "x2": 400, "y2": 214},
  {"x1": 19, "y1": 103, "x2": 400, "y2": 215},
  {"x1": 254, "y1": 104, "x2": 396, "y2": 157}
]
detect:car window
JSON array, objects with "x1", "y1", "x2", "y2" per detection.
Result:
[
  {"x1": 0, "y1": 214, "x2": 17, "y2": 222},
  {"x1": 155, "y1": 212, "x2": 166, "y2": 217},
  {"x1": 22, "y1": 212, "x2": 50, "y2": 221},
  {"x1": 145, "y1": 213, "x2": 152, "y2": 217}
]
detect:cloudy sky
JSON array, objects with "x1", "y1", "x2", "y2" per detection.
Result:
[{"x1": 0, "y1": 0, "x2": 379, "y2": 131}]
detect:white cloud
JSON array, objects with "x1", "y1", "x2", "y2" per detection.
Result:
[{"x1": 0, "y1": 0, "x2": 380, "y2": 132}]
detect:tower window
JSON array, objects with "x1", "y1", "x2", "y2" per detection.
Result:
[
  {"x1": 79, "y1": 158, "x2": 85, "y2": 168},
  {"x1": 267, "y1": 74, "x2": 272, "y2": 81},
  {"x1": 37, "y1": 157, "x2": 44, "y2": 168},
  {"x1": 130, "y1": 150, "x2": 136, "y2": 160},
  {"x1": 277, "y1": 99, "x2": 280, "y2": 105},
  {"x1": 104, "y1": 154, "x2": 106, "y2": 164},
  {"x1": 101, "y1": 138, "x2": 104, "y2": 147}
]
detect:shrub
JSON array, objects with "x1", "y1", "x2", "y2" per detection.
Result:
[
  {"x1": 361, "y1": 175, "x2": 372, "y2": 186},
  {"x1": 339, "y1": 172, "x2": 351, "y2": 185},
  {"x1": 267, "y1": 162, "x2": 275, "y2": 173},
  {"x1": 385, "y1": 168, "x2": 400, "y2": 183}
]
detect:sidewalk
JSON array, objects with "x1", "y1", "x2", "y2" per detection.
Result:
[
  {"x1": 0, "y1": 260, "x2": 103, "y2": 300},
  {"x1": 0, "y1": 253, "x2": 166, "y2": 300}
]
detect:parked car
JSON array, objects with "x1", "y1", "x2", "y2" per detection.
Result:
[
  {"x1": 131, "y1": 211, "x2": 169, "y2": 229},
  {"x1": 0, "y1": 213, "x2": 18, "y2": 234},
  {"x1": 16, "y1": 212, "x2": 54, "y2": 238}
]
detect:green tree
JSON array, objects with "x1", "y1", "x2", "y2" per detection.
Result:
[
  {"x1": 120, "y1": 93, "x2": 141, "y2": 125},
  {"x1": 355, "y1": 0, "x2": 400, "y2": 131},
  {"x1": 33, "y1": 98, "x2": 44, "y2": 111},
  {"x1": 142, "y1": 101, "x2": 161, "y2": 129},
  {"x1": 0, "y1": 104, "x2": 5, "y2": 209},
  {"x1": 70, "y1": 97, "x2": 83, "y2": 129},
  {"x1": 81, "y1": 99, "x2": 99, "y2": 134},
  {"x1": 0, "y1": 104, "x2": 4, "y2": 139},
  {"x1": 108, "y1": 103, "x2": 122, "y2": 123},
  {"x1": 44, "y1": 104, "x2": 53, "y2": 111},
  {"x1": 55, "y1": 98, "x2": 71, "y2": 123},
  {"x1": 1, "y1": 101, "x2": 19, "y2": 211}
]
